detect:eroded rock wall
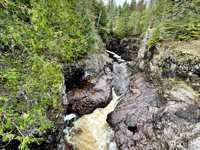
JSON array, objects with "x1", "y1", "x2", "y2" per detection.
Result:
[
  {"x1": 106, "y1": 34, "x2": 200, "y2": 150},
  {"x1": 29, "y1": 43, "x2": 114, "y2": 149},
  {"x1": 106, "y1": 36, "x2": 140, "y2": 61},
  {"x1": 108, "y1": 69, "x2": 200, "y2": 150}
]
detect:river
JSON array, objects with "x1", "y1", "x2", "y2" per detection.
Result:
[{"x1": 64, "y1": 50, "x2": 134, "y2": 150}]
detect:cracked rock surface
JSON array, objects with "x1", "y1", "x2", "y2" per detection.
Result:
[{"x1": 107, "y1": 72, "x2": 200, "y2": 150}]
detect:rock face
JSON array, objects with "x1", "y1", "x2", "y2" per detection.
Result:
[
  {"x1": 106, "y1": 36, "x2": 140, "y2": 61},
  {"x1": 111, "y1": 61, "x2": 137, "y2": 96},
  {"x1": 107, "y1": 72, "x2": 200, "y2": 150},
  {"x1": 63, "y1": 52, "x2": 113, "y2": 92},
  {"x1": 138, "y1": 28, "x2": 153, "y2": 59},
  {"x1": 66, "y1": 66, "x2": 113, "y2": 116},
  {"x1": 160, "y1": 51, "x2": 200, "y2": 92},
  {"x1": 105, "y1": 35, "x2": 200, "y2": 150},
  {"x1": 62, "y1": 48, "x2": 114, "y2": 116},
  {"x1": 107, "y1": 73, "x2": 160, "y2": 150},
  {"x1": 27, "y1": 45, "x2": 113, "y2": 150}
]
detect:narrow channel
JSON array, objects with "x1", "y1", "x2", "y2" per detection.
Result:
[{"x1": 63, "y1": 50, "x2": 134, "y2": 150}]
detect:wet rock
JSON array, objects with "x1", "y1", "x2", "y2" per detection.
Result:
[
  {"x1": 106, "y1": 37, "x2": 140, "y2": 60},
  {"x1": 66, "y1": 67, "x2": 113, "y2": 116},
  {"x1": 106, "y1": 37, "x2": 120, "y2": 53},
  {"x1": 64, "y1": 140, "x2": 74, "y2": 150},
  {"x1": 107, "y1": 73, "x2": 160, "y2": 150},
  {"x1": 111, "y1": 61, "x2": 135, "y2": 95},
  {"x1": 139, "y1": 60, "x2": 145, "y2": 71}
]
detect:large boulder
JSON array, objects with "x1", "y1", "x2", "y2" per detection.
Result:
[
  {"x1": 62, "y1": 51, "x2": 113, "y2": 92},
  {"x1": 66, "y1": 66, "x2": 113, "y2": 116},
  {"x1": 107, "y1": 73, "x2": 160, "y2": 150}
]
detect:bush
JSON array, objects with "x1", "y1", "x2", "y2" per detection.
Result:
[{"x1": 0, "y1": 0, "x2": 96, "y2": 149}]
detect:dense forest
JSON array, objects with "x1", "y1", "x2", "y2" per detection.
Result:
[
  {"x1": 0, "y1": 0, "x2": 200, "y2": 149},
  {"x1": 106, "y1": 0, "x2": 200, "y2": 42}
]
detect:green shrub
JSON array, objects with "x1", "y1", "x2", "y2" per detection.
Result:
[{"x1": 0, "y1": 0, "x2": 96, "y2": 149}]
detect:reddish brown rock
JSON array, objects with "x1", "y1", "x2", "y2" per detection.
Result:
[
  {"x1": 107, "y1": 73, "x2": 160, "y2": 149},
  {"x1": 107, "y1": 72, "x2": 200, "y2": 150},
  {"x1": 66, "y1": 67, "x2": 112, "y2": 116}
]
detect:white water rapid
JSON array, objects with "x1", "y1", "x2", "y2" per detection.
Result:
[{"x1": 64, "y1": 89, "x2": 122, "y2": 150}]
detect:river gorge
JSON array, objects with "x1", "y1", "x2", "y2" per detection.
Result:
[
  {"x1": 63, "y1": 48, "x2": 133, "y2": 150},
  {"x1": 9, "y1": 36, "x2": 200, "y2": 150},
  {"x1": 58, "y1": 35, "x2": 200, "y2": 150}
]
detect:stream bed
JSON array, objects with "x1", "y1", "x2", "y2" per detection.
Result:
[
  {"x1": 63, "y1": 50, "x2": 135, "y2": 150},
  {"x1": 64, "y1": 89, "x2": 121, "y2": 150}
]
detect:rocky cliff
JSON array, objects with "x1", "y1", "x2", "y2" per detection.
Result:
[
  {"x1": 31, "y1": 36, "x2": 200, "y2": 150},
  {"x1": 106, "y1": 36, "x2": 200, "y2": 150},
  {"x1": 28, "y1": 42, "x2": 114, "y2": 150},
  {"x1": 106, "y1": 36, "x2": 140, "y2": 61}
]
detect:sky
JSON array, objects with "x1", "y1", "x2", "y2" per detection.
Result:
[
  {"x1": 103, "y1": 0, "x2": 146, "y2": 6},
  {"x1": 115, "y1": 0, "x2": 132, "y2": 5},
  {"x1": 103, "y1": 0, "x2": 135, "y2": 6}
]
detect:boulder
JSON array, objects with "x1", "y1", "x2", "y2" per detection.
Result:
[
  {"x1": 66, "y1": 66, "x2": 113, "y2": 116},
  {"x1": 107, "y1": 73, "x2": 160, "y2": 150}
]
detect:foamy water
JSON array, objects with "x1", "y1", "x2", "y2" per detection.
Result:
[{"x1": 64, "y1": 89, "x2": 122, "y2": 150}]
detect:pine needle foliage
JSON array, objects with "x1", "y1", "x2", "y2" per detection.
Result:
[
  {"x1": 148, "y1": 0, "x2": 200, "y2": 45},
  {"x1": 0, "y1": 0, "x2": 96, "y2": 149}
]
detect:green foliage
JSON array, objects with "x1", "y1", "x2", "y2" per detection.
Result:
[
  {"x1": 92, "y1": 0, "x2": 108, "y2": 41},
  {"x1": 148, "y1": 27, "x2": 161, "y2": 46},
  {"x1": 105, "y1": 0, "x2": 200, "y2": 41},
  {"x1": 138, "y1": 9, "x2": 149, "y2": 34},
  {"x1": 144, "y1": 0, "x2": 200, "y2": 45},
  {"x1": 0, "y1": 0, "x2": 96, "y2": 149},
  {"x1": 163, "y1": 12, "x2": 200, "y2": 41},
  {"x1": 115, "y1": 17, "x2": 125, "y2": 39},
  {"x1": 129, "y1": 0, "x2": 137, "y2": 12},
  {"x1": 107, "y1": 20, "x2": 114, "y2": 34},
  {"x1": 105, "y1": 0, "x2": 147, "y2": 38},
  {"x1": 126, "y1": 11, "x2": 140, "y2": 35}
]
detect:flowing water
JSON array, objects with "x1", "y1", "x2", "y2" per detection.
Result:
[
  {"x1": 106, "y1": 50, "x2": 135, "y2": 96},
  {"x1": 64, "y1": 50, "x2": 133, "y2": 150},
  {"x1": 64, "y1": 89, "x2": 122, "y2": 150}
]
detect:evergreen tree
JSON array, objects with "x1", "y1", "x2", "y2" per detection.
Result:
[
  {"x1": 107, "y1": 0, "x2": 116, "y2": 21},
  {"x1": 98, "y1": 0, "x2": 108, "y2": 41},
  {"x1": 127, "y1": 11, "x2": 141, "y2": 35},
  {"x1": 130, "y1": 0, "x2": 137, "y2": 12},
  {"x1": 115, "y1": 17, "x2": 125, "y2": 38},
  {"x1": 147, "y1": 0, "x2": 200, "y2": 45}
]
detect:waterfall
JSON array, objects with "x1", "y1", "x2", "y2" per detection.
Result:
[{"x1": 64, "y1": 89, "x2": 123, "y2": 150}]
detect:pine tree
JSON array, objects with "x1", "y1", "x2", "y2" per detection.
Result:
[
  {"x1": 115, "y1": 17, "x2": 125, "y2": 38},
  {"x1": 93, "y1": 0, "x2": 108, "y2": 41},
  {"x1": 127, "y1": 11, "x2": 141, "y2": 35},
  {"x1": 130, "y1": 0, "x2": 137, "y2": 12}
]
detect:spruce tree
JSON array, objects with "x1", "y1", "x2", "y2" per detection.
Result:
[{"x1": 130, "y1": 0, "x2": 137, "y2": 12}]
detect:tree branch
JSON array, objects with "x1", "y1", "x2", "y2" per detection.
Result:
[
  {"x1": 11, "y1": 122, "x2": 25, "y2": 137},
  {"x1": 0, "y1": 1, "x2": 11, "y2": 10}
]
